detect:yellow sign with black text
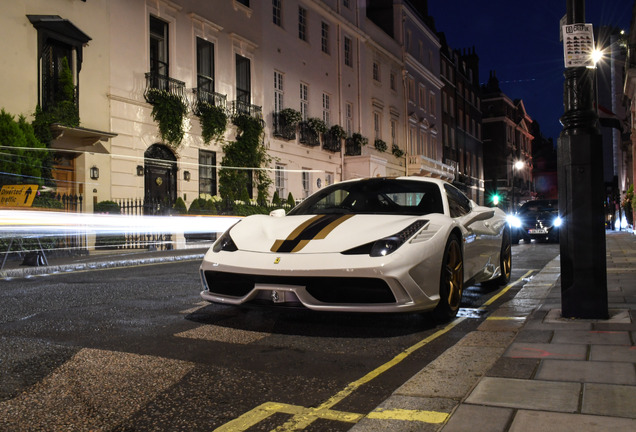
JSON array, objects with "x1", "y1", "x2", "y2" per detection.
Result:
[{"x1": 0, "y1": 184, "x2": 39, "y2": 207}]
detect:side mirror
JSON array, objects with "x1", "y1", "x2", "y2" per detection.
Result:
[
  {"x1": 269, "y1": 208, "x2": 286, "y2": 218},
  {"x1": 463, "y1": 207, "x2": 495, "y2": 227}
]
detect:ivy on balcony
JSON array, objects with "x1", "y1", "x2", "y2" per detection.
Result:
[
  {"x1": 193, "y1": 89, "x2": 228, "y2": 145},
  {"x1": 273, "y1": 108, "x2": 301, "y2": 140},
  {"x1": 144, "y1": 73, "x2": 188, "y2": 147}
]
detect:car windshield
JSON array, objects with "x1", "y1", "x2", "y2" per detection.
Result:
[
  {"x1": 287, "y1": 178, "x2": 444, "y2": 216},
  {"x1": 520, "y1": 201, "x2": 558, "y2": 215}
]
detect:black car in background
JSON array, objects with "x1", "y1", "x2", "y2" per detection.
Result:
[{"x1": 507, "y1": 199, "x2": 561, "y2": 244}]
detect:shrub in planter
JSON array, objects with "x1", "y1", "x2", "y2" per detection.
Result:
[
  {"x1": 392, "y1": 143, "x2": 405, "y2": 158},
  {"x1": 374, "y1": 139, "x2": 388, "y2": 152}
]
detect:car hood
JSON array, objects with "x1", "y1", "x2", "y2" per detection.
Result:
[{"x1": 227, "y1": 213, "x2": 444, "y2": 253}]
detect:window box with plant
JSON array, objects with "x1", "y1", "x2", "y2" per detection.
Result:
[
  {"x1": 322, "y1": 124, "x2": 346, "y2": 152},
  {"x1": 274, "y1": 108, "x2": 302, "y2": 140},
  {"x1": 391, "y1": 143, "x2": 405, "y2": 158},
  {"x1": 299, "y1": 117, "x2": 326, "y2": 147},
  {"x1": 345, "y1": 132, "x2": 368, "y2": 156},
  {"x1": 374, "y1": 138, "x2": 388, "y2": 153}
]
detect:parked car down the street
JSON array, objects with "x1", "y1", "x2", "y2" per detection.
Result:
[{"x1": 507, "y1": 199, "x2": 561, "y2": 244}]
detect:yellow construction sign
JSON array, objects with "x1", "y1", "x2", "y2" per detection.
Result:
[{"x1": 0, "y1": 184, "x2": 39, "y2": 207}]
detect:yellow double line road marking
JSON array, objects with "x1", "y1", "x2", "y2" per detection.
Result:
[{"x1": 214, "y1": 272, "x2": 533, "y2": 431}]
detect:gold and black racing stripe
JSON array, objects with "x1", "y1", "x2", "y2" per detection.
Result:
[{"x1": 270, "y1": 214, "x2": 354, "y2": 253}]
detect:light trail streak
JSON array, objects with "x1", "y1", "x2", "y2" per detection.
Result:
[{"x1": 0, "y1": 210, "x2": 240, "y2": 238}]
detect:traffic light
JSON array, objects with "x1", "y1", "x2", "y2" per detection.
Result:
[{"x1": 491, "y1": 193, "x2": 500, "y2": 206}]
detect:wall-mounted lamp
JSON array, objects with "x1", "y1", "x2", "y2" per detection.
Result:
[
  {"x1": 183, "y1": 170, "x2": 191, "y2": 181},
  {"x1": 136, "y1": 165, "x2": 144, "y2": 176},
  {"x1": 89, "y1": 166, "x2": 99, "y2": 180}
]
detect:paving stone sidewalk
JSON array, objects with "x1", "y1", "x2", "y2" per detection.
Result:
[{"x1": 353, "y1": 230, "x2": 636, "y2": 431}]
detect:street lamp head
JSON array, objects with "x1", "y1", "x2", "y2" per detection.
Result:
[
  {"x1": 514, "y1": 160, "x2": 524, "y2": 171},
  {"x1": 591, "y1": 48, "x2": 603, "y2": 66}
]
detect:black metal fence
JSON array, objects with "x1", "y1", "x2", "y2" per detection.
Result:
[{"x1": 96, "y1": 198, "x2": 174, "y2": 250}]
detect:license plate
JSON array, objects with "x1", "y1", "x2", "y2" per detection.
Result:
[{"x1": 529, "y1": 228, "x2": 548, "y2": 234}]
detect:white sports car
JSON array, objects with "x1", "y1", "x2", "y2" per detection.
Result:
[{"x1": 200, "y1": 177, "x2": 511, "y2": 320}]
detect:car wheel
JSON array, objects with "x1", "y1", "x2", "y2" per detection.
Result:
[
  {"x1": 486, "y1": 227, "x2": 512, "y2": 287},
  {"x1": 433, "y1": 234, "x2": 464, "y2": 322}
]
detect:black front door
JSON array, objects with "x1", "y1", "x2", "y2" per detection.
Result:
[{"x1": 144, "y1": 144, "x2": 176, "y2": 213}]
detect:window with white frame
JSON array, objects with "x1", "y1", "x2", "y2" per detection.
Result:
[
  {"x1": 373, "y1": 112, "x2": 381, "y2": 139},
  {"x1": 325, "y1": 172, "x2": 334, "y2": 186},
  {"x1": 344, "y1": 36, "x2": 353, "y2": 67},
  {"x1": 390, "y1": 119, "x2": 397, "y2": 146},
  {"x1": 390, "y1": 71, "x2": 396, "y2": 91},
  {"x1": 419, "y1": 85, "x2": 426, "y2": 110},
  {"x1": 429, "y1": 92, "x2": 437, "y2": 116},
  {"x1": 275, "y1": 164, "x2": 286, "y2": 197},
  {"x1": 408, "y1": 78, "x2": 415, "y2": 102},
  {"x1": 199, "y1": 150, "x2": 216, "y2": 196},
  {"x1": 409, "y1": 126, "x2": 416, "y2": 155},
  {"x1": 274, "y1": 70, "x2": 283, "y2": 114},
  {"x1": 346, "y1": 102, "x2": 353, "y2": 136},
  {"x1": 322, "y1": 93, "x2": 330, "y2": 126},
  {"x1": 372, "y1": 62, "x2": 380, "y2": 82},
  {"x1": 302, "y1": 169, "x2": 310, "y2": 198},
  {"x1": 272, "y1": 0, "x2": 282, "y2": 26},
  {"x1": 298, "y1": 6, "x2": 307, "y2": 41},
  {"x1": 321, "y1": 22, "x2": 329, "y2": 54},
  {"x1": 300, "y1": 82, "x2": 308, "y2": 120}
]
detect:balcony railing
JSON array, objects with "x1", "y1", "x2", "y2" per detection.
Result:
[
  {"x1": 345, "y1": 137, "x2": 362, "y2": 156},
  {"x1": 230, "y1": 100, "x2": 263, "y2": 119},
  {"x1": 299, "y1": 122, "x2": 320, "y2": 147},
  {"x1": 322, "y1": 132, "x2": 342, "y2": 152},
  {"x1": 193, "y1": 88, "x2": 227, "y2": 116},
  {"x1": 144, "y1": 72, "x2": 186, "y2": 104},
  {"x1": 407, "y1": 155, "x2": 456, "y2": 180},
  {"x1": 273, "y1": 113, "x2": 297, "y2": 140}
]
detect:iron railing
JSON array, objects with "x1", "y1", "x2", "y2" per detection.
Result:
[
  {"x1": 273, "y1": 113, "x2": 297, "y2": 140},
  {"x1": 193, "y1": 88, "x2": 227, "y2": 115},
  {"x1": 143, "y1": 72, "x2": 186, "y2": 104},
  {"x1": 229, "y1": 100, "x2": 263, "y2": 119},
  {"x1": 299, "y1": 122, "x2": 320, "y2": 146},
  {"x1": 322, "y1": 132, "x2": 342, "y2": 152}
]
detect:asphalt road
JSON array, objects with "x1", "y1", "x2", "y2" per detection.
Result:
[{"x1": 0, "y1": 242, "x2": 559, "y2": 431}]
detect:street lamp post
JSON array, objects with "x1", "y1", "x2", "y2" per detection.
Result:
[{"x1": 558, "y1": 0, "x2": 608, "y2": 319}]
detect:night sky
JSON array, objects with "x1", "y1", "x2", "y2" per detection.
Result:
[{"x1": 427, "y1": 0, "x2": 633, "y2": 143}]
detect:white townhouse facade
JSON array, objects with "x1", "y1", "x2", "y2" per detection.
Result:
[
  {"x1": 1, "y1": 0, "x2": 114, "y2": 210},
  {"x1": 2, "y1": 0, "x2": 453, "y2": 212}
]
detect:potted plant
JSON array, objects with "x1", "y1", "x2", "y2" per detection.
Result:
[
  {"x1": 391, "y1": 143, "x2": 405, "y2": 158},
  {"x1": 374, "y1": 138, "x2": 388, "y2": 152}
]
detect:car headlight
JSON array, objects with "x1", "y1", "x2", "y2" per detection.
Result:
[
  {"x1": 342, "y1": 220, "x2": 428, "y2": 257},
  {"x1": 212, "y1": 229, "x2": 238, "y2": 252},
  {"x1": 507, "y1": 215, "x2": 522, "y2": 228},
  {"x1": 554, "y1": 216, "x2": 562, "y2": 227}
]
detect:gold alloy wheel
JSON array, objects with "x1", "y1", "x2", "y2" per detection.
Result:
[
  {"x1": 444, "y1": 238, "x2": 464, "y2": 311},
  {"x1": 501, "y1": 238, "x2": 512, "y2": 281}
]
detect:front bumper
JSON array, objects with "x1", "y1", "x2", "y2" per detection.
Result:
[{"x1": 199, "y1": 248, "x2": 443, "y2": 313}]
